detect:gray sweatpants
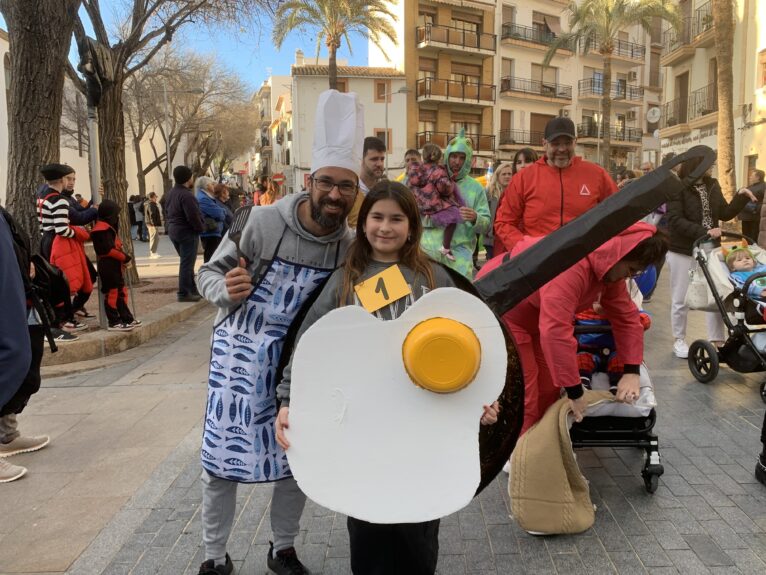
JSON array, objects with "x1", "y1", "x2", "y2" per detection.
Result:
[
  {"x1": 0, "y1": 414, "x2": 19, "y2": 444},
  {"x1": 201, "y1": 471, "x2": 307, "y2": 561}
]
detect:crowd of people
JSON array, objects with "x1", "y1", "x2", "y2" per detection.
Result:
[{"x1": 3, "y1": 90, "x2": 766, "y2": 575}]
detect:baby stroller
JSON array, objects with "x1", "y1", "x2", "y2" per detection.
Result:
[
  {"x1": 685, "y1": 232, "x2": 766, "y2": 404},
  {"x1": 569, "y1": 275, "x2": 665, "y2": 493}
]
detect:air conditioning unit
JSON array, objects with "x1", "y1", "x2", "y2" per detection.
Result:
[
  {"x1": 627, "y1": 110, "x2": 637, "y2": 120},
  {"x1": 559, "y1": 108, "x2": 570, "y2": 118},
  {"x1": 628, "y1": 71, "x2": 638, "y2": 82}
]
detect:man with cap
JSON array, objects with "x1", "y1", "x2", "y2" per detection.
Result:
[
  {"x1": 494, "y1": 116, "x2": 617, "y2": 252},
  {"x1": 164, "y1": 165, "x2": 204, "y2": 302},
  {"x1": 419, "y1": 128, "x2": 491, "y2": 279},
  {"x1": 38, "y1": 163, "x2": 93, "y2": 332},
  {"x1": 194, "y1": 89, "x2": 359, "y2": 575}
]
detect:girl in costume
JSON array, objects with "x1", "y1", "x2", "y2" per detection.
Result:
[
  {"x1": 407, "y1": 143, "x2": 465, "y2": 261},
  {"x1": 276, "y1": 180, "x2": 499, "y2": 575}
]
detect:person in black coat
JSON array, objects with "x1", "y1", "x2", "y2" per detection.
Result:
[
  {"x1": 665, "y1": 155, "x2": 756, "y2": 359},
  {"x1": 737, "y1": 169, "x2": 765, "y2": 242}
]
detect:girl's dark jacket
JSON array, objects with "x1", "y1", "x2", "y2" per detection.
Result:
[
  {"x1": 667, "y1": 176, "x2": 749, "y2": 256},
  {"x1": 91, "y1": 221, "x2": 130, "y2": 291}
]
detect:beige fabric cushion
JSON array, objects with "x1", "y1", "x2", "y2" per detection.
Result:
[{"x1": 509, "y1": 391, "x2": 613, "y2": 534}]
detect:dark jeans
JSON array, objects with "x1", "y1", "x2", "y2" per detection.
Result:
[
  {"x1": 201, "y1": 236, "x2": 222, "y2": 263},
  {"x1": 0, "y1": 326, "x2": 44, "y2": 417},
  {"x1": 742, "y1": 220, "x2": 759, "y2": 243},
  {"x1": 171, "y1": 235, "x2": 200, "y2": 297},
  {"x1": 347, "y1": 516, "x2": 439, "y2": 575}
]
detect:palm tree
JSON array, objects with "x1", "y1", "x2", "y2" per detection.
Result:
[
  {"x1": 712, "y1": 0, "x2": 735, "y2": 199},
  {"x1": 273, "y1": 0, "x2": 397, "y2": 90},
  {"x1": 543, "y1": 0, "x2": 680, "y2": 170}
]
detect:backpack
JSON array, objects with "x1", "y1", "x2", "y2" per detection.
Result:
[{"x1": 0, "y1": 207, "x2": 58, "y2": 352}]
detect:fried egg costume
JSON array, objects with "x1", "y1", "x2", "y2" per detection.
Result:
[{"x1": 287, "y1": 287, "x2": 508, "y2": 523}]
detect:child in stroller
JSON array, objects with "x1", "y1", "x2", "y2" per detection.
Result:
[
  {"x1": 569, "y1": 272, "x2": 665, "y2": 493},
  {"x1": 685, "y1": 233, "x2": 766, "y2": 403}
]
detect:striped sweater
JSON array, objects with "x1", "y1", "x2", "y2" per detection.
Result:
[{"x1": 38, "y1": 191, "x2": 75, "y2": 238}]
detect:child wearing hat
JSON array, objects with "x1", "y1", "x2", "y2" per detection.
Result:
[
  {"x1": 725, "y1": 247, "x2": 766, "y2": 299},
  {"x1": 90, "y1": 200, "x2": 141, "y2": 331}
]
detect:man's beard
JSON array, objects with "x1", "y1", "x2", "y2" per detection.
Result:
[{"x1": 310, "y1": 195, "x2": 345, "y2": 230}]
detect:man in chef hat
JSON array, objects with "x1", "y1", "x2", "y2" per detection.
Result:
[{"x1": 195, "y1": 90, "x2": 362, "y2": 575}]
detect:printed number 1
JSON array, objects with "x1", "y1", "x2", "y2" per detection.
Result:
[{"x1": 375, "y1": 277, "x2": 390, "y2": 300}]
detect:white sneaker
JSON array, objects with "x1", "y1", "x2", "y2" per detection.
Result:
[
  {"x1": 149, "y1": 253, "x2": 160, "y2": 259},
  {"x1": 0, "y1": 459, "x2": 27, "y2": 482},
  {"x1": 673, "y1": 338, "x2": 689, "y2": 359}
]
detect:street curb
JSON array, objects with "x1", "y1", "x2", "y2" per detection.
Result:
[{"x1": 42, "y1": 299, "x2": 211, "y2": 367}]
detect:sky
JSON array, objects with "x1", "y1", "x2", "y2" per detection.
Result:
[{"x1": 0, "y1": 2, "x2": 369, "y2": 92}]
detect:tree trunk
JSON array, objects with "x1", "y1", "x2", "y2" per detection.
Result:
[
  {"x1": 97, "y1": 72, "x2": 139, "y2": 283},
  {"x1": 328, "y1": 44, "x2": 338, "y2": 90},
  {"x1": 601, "y1": 55, "x2": 613, "y2": 172},
  {"x1": 713, "y1": 0, "x2": 736, "y2": 199},
  {"x1": 133, "y1": 136, "x2": 147, "y2": 198},
  {"x1": 0, "y1": 0, "x2": 81, "y2": 247}
]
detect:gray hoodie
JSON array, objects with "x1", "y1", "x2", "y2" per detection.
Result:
[{"x1": 196, "y1": 192, "x2": 353, "y2": 325}]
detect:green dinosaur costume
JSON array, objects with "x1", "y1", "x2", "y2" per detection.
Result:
[{"x1": 420, "y1": 129, "x2": 490, "y2": 279}]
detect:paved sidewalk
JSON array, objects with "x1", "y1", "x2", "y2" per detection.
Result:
[{"x1": 1, "y1": 278, "x2": 765, "y2": 574}]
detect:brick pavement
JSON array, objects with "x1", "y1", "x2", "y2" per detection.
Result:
[{"x1": 4, "y1": 276, "x2": 766, "y2": 575}]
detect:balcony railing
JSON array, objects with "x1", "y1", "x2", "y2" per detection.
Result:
[
  {"x1": 688, "y1": 82, "x2": 718, "y2": 121},
  {"x1": 662, "y1": 18, "x2": 692, "y2": 55},
  {"x1": 498, "y1": 129, "x2": 545, "y2": 147},
  {"x1": 577, "y1": 38, "x2": 646, "y2": 60},
  {"x1": 499, "y1": 76, "x2": 572, "y2": 100},
  {"x1": 693, "y1": 1, "x2": 715, "y2": 38},
  {"x1": 416, "y1": 78, "x2": 496, "y2": 104},
  {"x1": 578, "y1": 78, "x2": 643, "y2": 100},
  {"x1": 660, "y1": 98, "x2": 688, "y2": 129},
  {"x1": 416, "y1": 24, "x2": 496, "y2": 52},
  {"x1": 501, "y1": 23, "x2": 562, "y2": 48},
  {"x1": 416, "y1": 131, "x2": 495, "y2": 153},
  {"x1": 577, "y1": 123, "x2": 642, "y2": 142}
]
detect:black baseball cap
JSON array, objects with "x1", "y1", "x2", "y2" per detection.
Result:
[{"x1": 544, "y1": 117, "x2": 576, "y2": 141}]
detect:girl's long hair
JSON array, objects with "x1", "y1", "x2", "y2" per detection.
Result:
[
  {"x1": 488, "y1": 161, "x2": 513, "y2": 200},
  {"x1": 339, "y1": 181, "x2": 435, "y2": 305}
]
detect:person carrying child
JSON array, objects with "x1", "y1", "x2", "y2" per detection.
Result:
[
  {"x1": 407, "y1": 143, "x2": 465, "y2": 261},
  {"x1": 275, "y1": 181, "x2": 499, "y2": 574},
  {"x1": 725, "y1": 246, "x2": 766, "y2": 299},
  {"x1": 90, "y1": 200, "x2": 141, "y2": 332}
]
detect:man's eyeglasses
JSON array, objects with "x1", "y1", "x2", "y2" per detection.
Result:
[{"x1": 311, "y1": 177, "x2": 358, "y2": 197}]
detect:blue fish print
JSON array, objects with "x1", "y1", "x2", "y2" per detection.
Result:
[
  {"x1": 212, "y1": 348, "x2": 226, "y2": 356},
  {"x1": 236, "y1": 308, "x2": 246, "y2": 331},
  {"x1": 254, "y1": 414, "x2": 272, "y2": 425},
  {"x1": 283, "y1": 286, "x2": 294, "y2": 313},
  {"x1": 264, "y1": 458, "x2": 272, "y2": 479},
  {"x1": 265, "y1": 371, "x2": 272, "y2": 394},
  {"x1": 224, "y1": 457, "x2": 247, "y2": 466},
  {"x1": 210, "y1": 371, "x2": 227, "y2": 380},
  {"x1": 201, "y1": 449, "x2": 216, "y2": 461},
  {"x1": 244, "y1": 405, "x2": 252, "y2": 427},
  {"x1": 265, "y1": 329, "x2": 286, "y2": 338},
  {"x1": 208, "y1": 380, "x2": 223, "y2": 389},
  {"x1": 226, "y1": 444, "x2": 248, "y2": 453},
  {"x1": 234, "y1": 334, "x2": 253, "y2": 344},
  {"x1": 234, "y1": 345, "x2": 256, "y2": 354},
  {"x1": 232, "y1": 366, "x2": 251, "y2": 377},
  {"x1": 215, "y1": 328, "x2": 228, "y2": 337},
  {"x1": 204, "y1": 437, "x2": 217, "y2": 448},
  {"x1": 254, "y1": 311, "x2": 264, "y2": 334},
  {"x1": 229, "y1": 398, "x2": 237, "y2": 423},
  {"x1": 233, "y1": 353, "x2": 252, "y2": 363},
  {"x1": 208, "y1": 392, "x2": 216, "y2": 415},
  {"x1": 206, "y1": 430, "x2": 222, "y2": 441},
  {"x1": 228, "y1": 377, "x2": 253, "y2": 386},
  {"x1": 213, "y1": 339, "x2": 230, "y2": 348},
  {"x1": 211, "y1": 360, "x2": 225, "y2": 370},
  {"x1": 205, "y1": 418, "x2": 219, "y2": 430},
  {"x1": 227, "y1": 436, "x2": 252, "y2": 446},
  {"x1": 224, "y1": 467, "x2": 250, "y2": 476},
  {"x1": 274, "y1": 285, "x2": 283, "y2": 307},
  {"x1": 216, "y1": 396, "x2": 223, "y2": 420},
  {"x1": 226, "y1": 425, "x2": 247, "y2": 435},
  {"x1": 256, "y1": 376, "x2": 264, "y2": 395}
]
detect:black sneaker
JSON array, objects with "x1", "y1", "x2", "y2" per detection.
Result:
[
  {"x1": 756, "y1": 454, "x2": 766, "y2": 487},
  {"x1": 267, "y1": 542, "x2": 310, "y2": 574},
  {"x1": 198, "y1": 553, "x2": 233, "y2": 575},
  {"x1": 52, "y1": 328, "x2": 79, "y2": 342}
]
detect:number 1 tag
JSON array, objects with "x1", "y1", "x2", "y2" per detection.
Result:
[{"x1": 354, "y1": 265, "x2": 412, "y2": 313}]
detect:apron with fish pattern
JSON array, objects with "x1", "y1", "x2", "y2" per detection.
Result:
[{"x1": 202, "y1": 232, "x2": 340, "y2": 482}]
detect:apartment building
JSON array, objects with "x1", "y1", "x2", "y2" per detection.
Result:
[
  {"x1": 370, "y1": 0, "x2": 497, "y2": 171},
  {"x1": 659, "y1": 0, "x2": 765, "y2": 184},
  {"x1": 372, "y1": 1, "x2": 661, "y2": 171},
  {"x1": 252, "y1": 76, "x2": 291, "y2": 178},
  {"x1": 495, "y1": 1, "x2": 661, "y2": 170}
]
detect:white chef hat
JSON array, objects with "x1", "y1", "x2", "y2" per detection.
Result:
[{"x1": 310, "y1": 89, "x2": 364, "y2": 176}]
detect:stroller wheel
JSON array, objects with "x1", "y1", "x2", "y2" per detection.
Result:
[
  {"x1": 688, "y1": 340, "x2": 719, "y2": 383},
  {"x1": 641, "y1": 463, "x2": 663, "y2": 494},
  {"x1": 760, "y1": 381, "x2": 766, "y2": 404}
]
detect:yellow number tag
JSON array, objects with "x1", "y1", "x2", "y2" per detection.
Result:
[{"x1": 354, "y1": 265, "x2": 412, "y2": 313}]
